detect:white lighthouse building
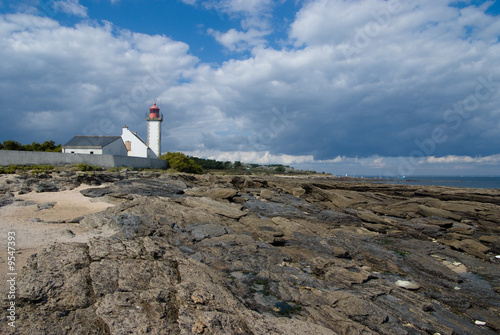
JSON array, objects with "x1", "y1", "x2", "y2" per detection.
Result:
[
  {"x1": 63, "y1": 102, "x2": 163, "y2": 159},
  {"x1": 146, "y1": 102, "x2": 163, "y2": 158}
]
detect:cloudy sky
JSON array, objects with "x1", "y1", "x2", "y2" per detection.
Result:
[{"x1": 1, "y1": 0, "x2": 500, "y2": 176}]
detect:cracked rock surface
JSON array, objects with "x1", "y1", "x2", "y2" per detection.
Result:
[{"x1": 1, "y1": 172, "x2": 500, "y2": 334}]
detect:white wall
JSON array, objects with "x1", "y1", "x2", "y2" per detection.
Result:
[
  {"x1": 121, "y1": 127, "x2": 149, "y2": 158},
  {"x1": 63, "y1": 148, "x2": 103, "y2": 155}
]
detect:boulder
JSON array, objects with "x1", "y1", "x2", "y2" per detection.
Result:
[
  {"x1": 260, "y1": 189, "x2": 275, "y2": 199},
  {"x1": 395, "y1": 280, "x2": 421, "y2": 290}
]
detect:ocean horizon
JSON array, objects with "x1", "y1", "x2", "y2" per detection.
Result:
[{"x1": 371, "y1": 176, "x2": 500, "y2": 189}]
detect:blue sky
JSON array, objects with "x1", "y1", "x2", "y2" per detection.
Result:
[{"x1": 1, "y1": 0, "x2": 500, "y2": 176}]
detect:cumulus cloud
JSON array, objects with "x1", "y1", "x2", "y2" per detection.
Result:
[
  {"x1": 198, "y1": 0, "x2": 278, "y2": 51},
  {"x1": 2, "y1": 0, "x2": 500, "y2": 175},
  {"x1": 207, "y1": 27, "x2": 270, "y2": 52},
  {"x1": 52, "y1": 0, "x2": 87, "y2": 18},
  {"x1": 0, "y1": 13, "x2": 198, "y2": 144},
  {"x1": 168, "y1": 0, "x2": 500, "y2": 161}
]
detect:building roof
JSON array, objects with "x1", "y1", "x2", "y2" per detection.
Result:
[{"x1": 62, "y1": 136, "x2": 122, "y2": 149}]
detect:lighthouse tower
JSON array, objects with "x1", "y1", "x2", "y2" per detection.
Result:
[{"x1": 146, "y1": 102, "x2": 163, "y2": 158}]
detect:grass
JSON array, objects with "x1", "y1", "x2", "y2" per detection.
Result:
[
  {"x1": 0, "y1": 165, "x2": 54, "y2": 175},
  {"x1": 75, "y1": 163, "x2": 102, "y2": 172}
]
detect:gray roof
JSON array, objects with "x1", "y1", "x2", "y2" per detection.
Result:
[{"x1": 62, "y1": 136, "x2": 122, "y2": 149}]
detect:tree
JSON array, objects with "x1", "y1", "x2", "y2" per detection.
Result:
[
  {"x1": 160, "y1": 152, "x2": 203, "y2": 174},
  {"x1": 275, "y1": 165, "x2": 286, "y2": 173},
  {"x1": 234, "y1": 161, "x2": 242, "y2": 169},
  {"x1": 2, "y1": 140, "x2": 23, "y2": 151},
  {"x1": 1, "y1": 140, "x2": 62, "y2": 152}
]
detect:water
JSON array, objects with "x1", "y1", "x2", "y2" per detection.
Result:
[{"x1": 373, "y1": 176, "x2": 500, "y2": 189}]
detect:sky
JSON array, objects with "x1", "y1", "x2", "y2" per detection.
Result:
[{"x1": 1, "y1": 0, "x2": 500, "y2": 176}]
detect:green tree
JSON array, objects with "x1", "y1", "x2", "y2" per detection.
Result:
[
  {"x1": 2, "y1": 140, "x2": 23, "y2": 151},
  {"x1": 160, "y1": 152, "x2": 203, "y2": 174},
  {"x1": 234, "y1": 161, "x2": 242, "y2": 169},
  {"x1": 275, "y1": 165, "x2": 286, "y2": 173},
  {"x1": 40, "y1": 140, "x2": 59, "y2": 152},
  {"x1": 1, "y1": 140, "x2": 62, "y2": 152}
]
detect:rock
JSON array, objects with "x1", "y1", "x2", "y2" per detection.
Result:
[
  {"x1": 3, "y1": 172, "x2": 500, "y2": 335},
  {"x1": 356, "y1": 210, "x2": 386, "y2": 225},
  {"x1": 260, "y1": 189, "x2": 275, "y2": 199},
  {"x1": 417, "y1": 205, "x2": 462, "y2": 221},
  {"x1": 427, "y1": 219, "x2": 454, "y2": 228},
  {"x1": 479, "y1": 235, "x2": 500, "y2": 244},
  {"x1": 395, "y1": 280, "x2": 421, "y2": 290},
  {"x1": 491, "y1": 240, "x2": 500, "y2": 254},
  {"x1": 61, "y1": 229, "x2": 76, "y2": 238},
  {"x1": 183, "y1": 196, "x2": 246, "y2": 219},
  {"x1": 361, "y1": 222, "x2": 388, "y2": 233},
  {"x1": 187, "y1": 223, "x2": 232, "y2": 241},
  {"x1": 291, "y1": 187, "x2": 306, "y2": 197},
  {"x1": 333, "y1": 246, "x2": 350, "y2": 258},
  {"x1": 80, "y1": 187, "x2": 113, "y2": 198},
  {"x1": 448, "y1": 239, "x2": 490, "y2": 259},
  {"x1": 33, "y1": 180, "x2": 59, "y2": 193},
  {"x1": 0, "y1": 194, "x2": 14, "y2": 208},
  {"x1": 184, "y1": 187, "x2": 238, "y2": 199},
  {"x1": 37, "y1": 202, "x2": 57, "y2": 210}
]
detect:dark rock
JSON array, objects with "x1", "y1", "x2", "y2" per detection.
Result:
[
  {"x1": 37, "y1": 202, "x2": 57, "y2": 210},
  {"x1": 0, "y1": 194, "x2": 14, "y2": 208},
  {"x1": 187, "y1": 223, "x2": 232, "y2": 241},
  {"x1": 80, "y1": 187, "x2": 113, "y2": 198},
  {"x1": 33, "y1": 180, "x2": 59, "y2": 193}
]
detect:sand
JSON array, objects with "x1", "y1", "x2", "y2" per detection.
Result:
[{"x1": 0, "y1": 184, "x2": 115, "y2": 296}]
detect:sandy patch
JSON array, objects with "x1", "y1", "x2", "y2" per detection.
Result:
[{"x1": 0, "y1": 184, "x2": 116, "y2": 297}]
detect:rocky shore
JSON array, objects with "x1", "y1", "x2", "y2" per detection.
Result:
[{"x1": 1, "y1": 170, "x2": 499, "y2": 334}]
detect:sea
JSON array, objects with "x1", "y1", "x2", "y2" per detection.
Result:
[{"x1": 371, "y1": 176, "x2": 500, "y2": 189}]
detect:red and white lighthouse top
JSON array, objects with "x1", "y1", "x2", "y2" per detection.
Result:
[{"x1": 149, "y1": 103, "x2": 160, "y2": 118}]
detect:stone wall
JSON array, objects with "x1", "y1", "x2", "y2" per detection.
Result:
[{"x1": 0, "y1": 150, "x2": 168, "y2": 169}]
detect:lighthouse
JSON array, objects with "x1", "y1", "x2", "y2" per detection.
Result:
[{"x1": 146, "y1": 102, "x2": 163, "y2": 158}]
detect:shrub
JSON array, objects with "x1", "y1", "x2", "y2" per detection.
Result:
[
  {"x1": 0, "y1": 165, "x2": 18, "y2": 174},
  {"x1": 75, "y1": 163, "x2": 102, "y2": 172},
  {"x1": 28, "y1": 165, "x2": 54, "y2": 175},
  {"x1": 159, "y1": 152, "x2": 203, "y2": 174}
]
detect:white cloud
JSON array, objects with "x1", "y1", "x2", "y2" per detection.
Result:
[
  {"x1": 207, "y1": 27, "x2": 270, "y2": 52},
  {"x1": 0, "y1": 13, "x2": 198, "y2": 143},
  {"x1": 52, "y1": 0, "x2": 88, "y2": 18},
  {"x1": 180, "y1": 0, "x2": 199, "y2": 5},
  {"x1": 202, "y1": 0, "x2": 277, "y2": 51}
]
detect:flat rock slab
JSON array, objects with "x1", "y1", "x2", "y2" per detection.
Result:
[
  {"x1": 418, "y1": 205, "x2": 462, "y2": 221},
  {"x1": 184, "y1": 196, "x2": 246, "y2": 219}
]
